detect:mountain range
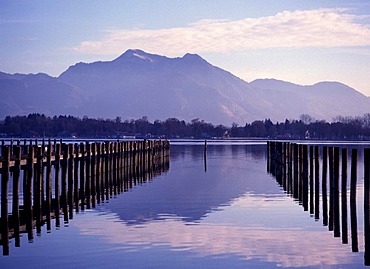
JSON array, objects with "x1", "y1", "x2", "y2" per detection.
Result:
[{"x1": 1, "y1": 49, "x2": 369, "y2": 125}]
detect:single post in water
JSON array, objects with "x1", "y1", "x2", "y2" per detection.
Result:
[
  {"x1": 314, "y1": 146, "x2": 320, "y2": 221},
  {"x1": 1, "y1": 146, "x2": 10, "y2": 255},
  {"x1": 333, "y1": 147, "x2": 340, "y2": 237},
  {"x1": 341, "y1": 148, "x2": 348, "y2": 244},
  {"x1": 13, "y1": 146, "x2": 21, "y2": 246},
  {"x1": 322, "y1": 146, "x2": 328, "y2": 226},
  {"x1": 350, "y1": 148, "x2": 358, "y2": 252},
  {"x1": 364, "y1": 148, "x2": 370, "y2": 265}
]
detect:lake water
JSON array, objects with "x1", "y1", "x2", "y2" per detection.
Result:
[{"x1": 0, "y1": 140, "x2": 369, "y2": 268}]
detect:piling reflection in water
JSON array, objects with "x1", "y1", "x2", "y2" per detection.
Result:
[
  {"x1": 0, "y1": 139, "x2": 170, "y2": 255},
  {"x1": 267, "y1": 141, "x2": 369, "y2": 266}
]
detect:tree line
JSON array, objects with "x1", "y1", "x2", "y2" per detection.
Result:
[{"x1": 1, "y1": 113, "x2": 370, "y2": 140}]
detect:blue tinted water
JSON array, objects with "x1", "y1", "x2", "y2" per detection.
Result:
[{"x1": 0, "y1": 141, "x2": 368, "y2": 268}]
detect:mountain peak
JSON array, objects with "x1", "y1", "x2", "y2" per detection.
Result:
[
  {"x1": 182, "y1": 53, "x2": 207, "y2": 63},
  {"x1": 114, "y1": 49, "x2": 164, "y2": 63}
]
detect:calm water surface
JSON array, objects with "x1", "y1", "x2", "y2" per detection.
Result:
[{"x1": 1, "y1": 140, "x2": 368, "y2": 268}]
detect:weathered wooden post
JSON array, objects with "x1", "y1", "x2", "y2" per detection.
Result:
[
  {"x1": 74, "y1": 143, "x2": 79, "y2": 212},
  {"x1": 322, "y1": 146, "x2": 328, "y2": 226},
  {"x1": 120, "y1": 141, "x2": 125, "y2": 191},
  {"x1": 100, "y1": 142, "x2": 106, "y2": 202},
  {"x1": 105, "y1": 141, "x2": 110, "y2": 201},
  {"x1": 96, "y1": 142, "x2": 101, "y2": 204},
  {"x1": 54, "y1": 143, "x2": 61, "y2": 227},
  {"x1": 45, "y1": 140, "x2": 52, "y2": 231},
  {"x1": 25, "y1": 143, "x2": 34, "y2": 240},
  {"x1": 328, "y1": 146, "x2": 334, "y2": 231},
  {"x1": 13, "y1": 146, "x2": 21, "y2": 246},
  {"x1": 287, "y1": 142, "x2": 293, "y2": 194},
  {"x1": 140, "y1": 141, "x2": 145, "y2": 181},
  {"x1": 124, "y1": 141, "x2": 129, "y2": 192},
  {"x1": 314, "y1": 146, "x2": 320, "y2": 221},
  {"x1": 91, "y1": 142, "x2": 96, "y2": 208},
  {"x1": 34, "y1": 144, "x2": 43, "y2": 234},
  {"x1": 85, "y1": 142, "x2": 91, "y2": 209},
  {"x1": 309, "y1": 145, "x2": 314, "y2": 215},
  {"x1": 116, "y1": 141, "x2": 121, "y2": 193},
  {"x1": 67, "y1": 144, "x2": 74, "y2": 219},
  {"x1": 132, "y1": 141, "x2": 137, "y2": 182},
  {"x1": 350, "y1": 148, "x2": 358, "y2": 252},
  {"x1": 299, "y1": 144, "x2": 304, "y2": 203},
  {"x1": 41, "y1": 139, "x2": 45, "y2": 207},
  {"x1": 341, "y1": 148, "x2": 348, "y2": 244},
  {"x1": 364, "y1": 148, "x2": 370, "y2": 265},
  {"x1": 333, "y1": 147, "x2": 340, "y2": 237},
  {"x1": 292, "y1": 143, "x2": 298, "y2": 199},
  {"x1": 113, "y1": 142, "x2": 117, "y2": 196},
  {"x1": 61, "y1": 143, "x2": 68, "y2": 224},
  {"x1": 80, "y1": 142, "x2": 85, "y2": 210},
  {"x1": 302, "y1": 144, "x2": 309, "y2": 211},
  {"x1": 1, "y1": 146, "x2": 10, "y2": 255}
]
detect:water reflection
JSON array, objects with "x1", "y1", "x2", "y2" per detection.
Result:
[
  {"x1": 102, "y1": 145, "x2": 277, "y2": 225},
  {"x1": 75, "y1": 196, "x2": 358, "y2": 268},
  {"x1": 1, "y1": 142, "x2": 369, "y2": 268},
  {"x1": 268, "y1": 141, "x2": 370, "y2": 267}
]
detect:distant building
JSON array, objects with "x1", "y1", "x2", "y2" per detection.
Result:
[{"x1": 305, "y1": 130, "x2": 310, "y2": 139}]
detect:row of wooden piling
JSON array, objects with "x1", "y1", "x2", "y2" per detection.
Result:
[
  {"x1": 267, "y1": 141, "x2": 370, "y2": 265},
  {"x1": 0, "y1": 139, "x2": 170, "y2": 255}
]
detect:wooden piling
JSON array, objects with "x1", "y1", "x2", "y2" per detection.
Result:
[
  {"x1": 309, "y1": 145, "x2": 314, "y2": 215},
  {"x1": 333, "y1": 147, "x2": 340, "y2": 237},
  {"x1": 100, "y1": 143, "x2": 105, "y2": 202},
  {"x1": 1, "y1": 146, "x2": 10, "y2": 255},
  {"x1": 61, "y1": 143, "x2": 68, "y2": 224},
  {"x1": 364, "y1": 148, "x2": 370, "y2": 265},
  {"x1": 0, "y1": 139, "x2": 170, "y2": 255},
  {"x1": 105, "y1": 141, "x2": 110, "y2": 201},
  {"x1": 45, "y1": 140, "x2": 52, "y2": 231},
  {"x1": 314, "y1": 146, "x2": 320, "y2": 221},
  {"x1": 113, "y1": 142, "x2": 117, "y2": 196},
  {"x1": 91, "y1": 142, "x2": 97, "y2": 208},
  {"x1": 13, "y1": 146, "x2": 21, "y2": 246},
  {"x1": 322, "y1": 146, "x2": 328, "y2": 226},
  {"x1": 350, "y1": 148, "x2": 358, "y2": 252},
  {"x1": 34, "y1": 145, "x2": 43, "y2": 234},
  {"x1": 74, "y1": 143, "x2": 79, "y2": 212},
  {"x1": 80, "y1": 142, "x2": 85, "y2": 210},
  {"x1": 85, "y1": 142, "x2": 91, "y2": 209},
  {"x1": 328, "y1": 146, "x2": 334, "y2": 231},
  {"x1": 341, "y1": 148, "x2": 348, "y2": 244},
  {"x1": 96, "y1": 143, "x2": 101, "y2": 204},
  {"x1": 54, "y1": 143, "x2": 61, "y2": 227},
  {"x1": 67, "y1": 144, "x2": 74, "y2": 219},
  {"x1": 293, "y1": 143, "x2": 299, "y2": 199},
  {"x1": 302, "y1": 145, "x2": 309, "y2": 211}
]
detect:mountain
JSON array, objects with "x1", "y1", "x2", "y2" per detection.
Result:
[
  {"x1": 0, "y1": 72, "x2": 89, "y2": 119},
  {"x1": 249, "y1": 79, "x2": 370, "y2": 121},
  {"x1": 1, "y1": 49, "x2": 369, "y2": 125},
  {"x1": 58, "y1": 49, "x2": 265, "y2": 124}
]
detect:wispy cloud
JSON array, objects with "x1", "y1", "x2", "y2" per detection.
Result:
[{"x1": 73, "y1": 8, "x2": 370, "y2": 56}]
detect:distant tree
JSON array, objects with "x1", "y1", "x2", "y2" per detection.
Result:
[
  {"x1": 250, "y1": 120, "x2": 266, "y2": 137},
  {"x1": 300, "y1": 114, "x2": 315, "y2": 125}
]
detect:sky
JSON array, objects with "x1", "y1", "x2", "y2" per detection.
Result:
[{"x1": 1, "y1": 0, "x2": 370, "y2": 96}]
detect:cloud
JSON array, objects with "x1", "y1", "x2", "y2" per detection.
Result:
[
  {"x1": 76, "y1": 204, "x2": 355, "y2": 268},
  {"x1": 73, "y1": 8, "x2": 370, "y2": 56}
]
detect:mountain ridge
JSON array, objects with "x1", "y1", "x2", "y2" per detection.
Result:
[{"x1": 1, "y1": 49, "x2": 369, "y2": 125}]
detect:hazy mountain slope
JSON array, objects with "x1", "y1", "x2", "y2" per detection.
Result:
[
  {"x1": 59, "y1": 49, "x2": 266, "y2": 123},
  {"x1": 250, "y1": 79, "x2": 370, "y2": 121},
  {"x1": 0, "y1": 73, "x2": 89, "y2": 119},
  {"x1": 1, "y1": 49, "x2": 370, "y2": 125}
]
